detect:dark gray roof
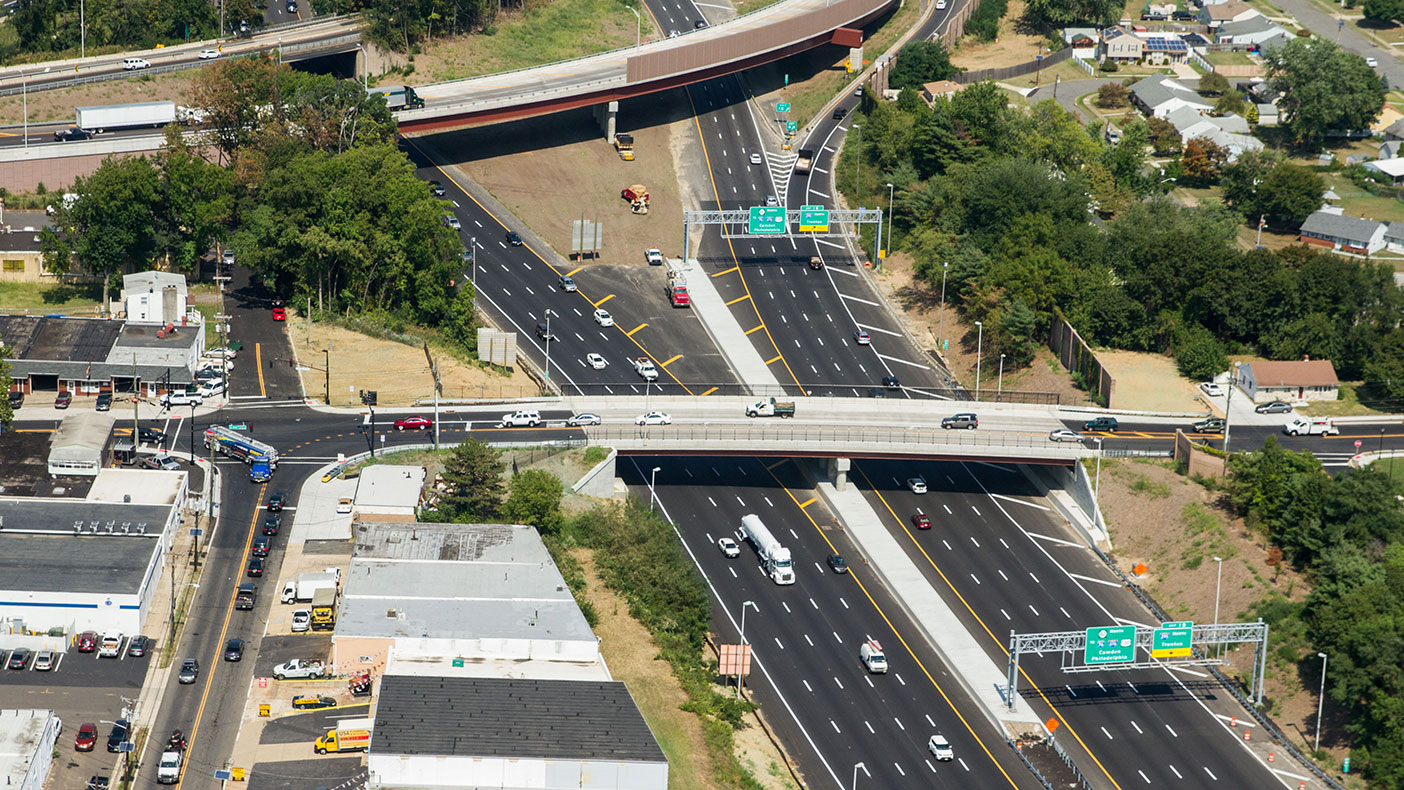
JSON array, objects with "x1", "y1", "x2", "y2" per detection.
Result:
[
  {"x1": 0, "y1": 501, "x2": 171, "y2": 594},
  {"x1": 0, "y1": 315, "x2": 120, "y2": 363},
  {"x1": 0, "y1": 213, "x2": 51, "y2": 252},
  {"x1": 1299, "y1": 211, "x2": 1383, "y2": 244},
  {"x1": 1, "y1": 315, "x2": 198, "y2": 384},
  {"x1": 1218, "y1": 14, "x2": 1279, "y2": 36},
  {"x1": 373, "y1": 676, "x2": 666, "y2": 764}
]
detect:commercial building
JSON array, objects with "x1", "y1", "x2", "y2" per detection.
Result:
[
  {"x1": 333, "y1": 522, "x2": 603, "y2": 680},
  {"x1": 353, "y1": 465, "x2": 426, "y2": 522},
  {"x1": 47, "y1": 411, "x2": 117, "y2": 476},
  {"x1": 0, "y1": 313, "x2": 203, "y2": 399},
  {"x1": 1240, "y1": 359, "x2": 1340, "y2": 403},
  {"x1": 0, "y1": 710, "x2": 62, "y2": 790},
  {"x1": 370, "y1": 675, "x2": 668, "y2": 790}
]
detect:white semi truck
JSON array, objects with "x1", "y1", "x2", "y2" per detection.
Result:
[
  {"x1": 74, "y1": 101, "x2": 177, "y2": 133},
  {"x1": 740, "y1": 514, "x2": 795, "y2": 585}
]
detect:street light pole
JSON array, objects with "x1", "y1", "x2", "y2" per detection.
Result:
[
  {"x1": 322, "y1": 349, "x2": 330, "y2": 405},
  {"x1": 884, "y1": 181, "x2": 894, "y2": 263},
  {"x1": 974, "y1": 321, "x2": 983, "y2": 401},
  {"x1": 997, "y1": 353, "x2": 1005, "y2": 399},
  {"x1": 20, "y1": 72, "x2": 28, "y2": 150},
  {"x1": 852, "y1": 124, "x2": 861, "y2": 202},
  {"x1": 470, "y1": 237, "x2": 477, "y2": 291},
  {"x1": 1315, "y1": 652, "x2": 1328, "y2": 752},
  {"x1": 1222, "y1": 361, "x2": 1241, "y2": 455},
  {"x1": 852, "y1": 762, "x2": 866, "y2": 790},
  {"x1": 737, "y1": 600, "x2": 758, "y2": 697},
  {"x1": 1212, "y1": 555, "x2": 1224, "y2": 659},
  {"x1": 628, "y1": 6, "x2": 641, "y2": 46},
  {"x1": 545, "y1": 315, "x2": 552, "y2": 386},
  {"x1": 937, "y1": 262, "x2": 949, "y2": 352},
  {"x1": 1093, "y1": 437, "x2": 1103, "y2": 529},
  {"x1": 649, "y1": 466, "x2": 661, "y2": 511}
]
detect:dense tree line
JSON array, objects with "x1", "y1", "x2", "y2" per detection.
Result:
[
  {"x1": 1231, "y1": 442, "x2": 1404, "y2": 786},
  {"x1": 3, "y1": 0, "x2": 255, "y2": 61},
  {"x1": 844, "y1": 73, "x2": 1404, "y2": 389},
  {"x1": 321, "y1": 0, "x2": 500, "y2": 50},
  {"x1": 41, "y1": 56, "x2": 475, "y2": 346}
]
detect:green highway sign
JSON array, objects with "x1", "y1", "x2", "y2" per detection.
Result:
[
  {"x1": 786, "y1": 121, "x2": 798, "y2": 132},
  {"x1": 798, "y1": 205, "x2": 830, "y2": 233},
  {"x1": 1085, "y1": 626, "x2": 1136, "y2": 664},
  {"x1": 1152, "y1": 622, "x2": 1193, "y2": 658},
  {"x1": 748, "y1": 206, "x2": 787, "y2": 235},
  {"x1": 776, "y1": 102, "x2": 792, "y2": 112}
]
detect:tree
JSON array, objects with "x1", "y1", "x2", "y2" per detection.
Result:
[
  {"x1": 1212, "y1": 90, "x2": 1247, "y2": 117},
  {"x1": 1198, "y1": 71, "x2": 1230, "y2": 96},
  {"x1": 1102, "y1": 120, "x2": 1150, "y2": 192},
  {"x1": 1259, "y1": 162, "x2": 1326, "y2": 227},
  {"x1": 1219, "y1": 149, "x2": 1281, "y2": 220},
  {"x1": 1265, "y1": 38, "x2": 1386, "y2": 145},
  {"x1": 1146, "y1": 115, "x2": 1181, "y2": 155},
  {"x1": 888, "y1": 41, "x2": 960, "y2": 90},
  {"x1": 1363, "y1": 330, "x2": 1404, "y2": 404},
  {"x1": 1180, "y1": 136, "x2": 1230, "y2": 185},
  {"x1": 1096, "y1": 82, "x2": 1130, "y2": 108},
  {"x1": 439, "y1": 439, "x2": 506, "y2": 520},
  {"x1": 1363, "y1": 0, "x2": 1404, "y2": 25},
  {"x1": 1025, "y1": 0, "x2": 1120, "y2": 26},
  {"x1": 503, "y1": 469, "x2": 564, "y2": 535},
  {"x1": 0, "y1": 344, "x2": 12, "y2": 430},
  {"x1": 1009, "y1": 100, "x2": 1106, "y2": 172},
  {"x1": 39, "y1": 157, "x2": 164, "y2": 290},
  {"x1": 1174, "y1": 324, "x2": 1229, "y2": 381}
]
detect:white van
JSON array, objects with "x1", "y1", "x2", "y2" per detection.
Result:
[
  {"x1": 860, "y1": 639, "x2": 888, "y2": 673},
  {"x1": 122, "y1": 57, "x2": 151, "y2": 70},
  {"x1": 98, "y1": 632, "x2": 123, "y2": 658}
]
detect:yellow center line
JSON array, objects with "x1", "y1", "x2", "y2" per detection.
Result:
[
  {"x1": 725, "y1": 294, "x2": 751, "y2": 306},
  {"x1": 659, "y1": 354, "x2": 683, "y2": 367},
  {"x1": 683, "y1": 87, "x2": 806, "y2": 393},
  {"x1": 176, "y1": 483, "x2": 268, "y2": 789},
  {"x1": 851, "y1": 462, "x2": 1125, "y2": 790},
  {"x1": 712, "y1": 266, "x2": 739, "y2": 277},
  {"x1": 255, "y1": 342, "x2": 266, "y2": 398},
  {"x1": 625, "y1": 323, "x2": 648, "y2": 336},
  {"x1": 760, "y1": 465, "x2": 1024, "y2": 789},
  {"x1": 593, "y1": 293, "x2": 616, "y2": 308},
  {"x1": 565, "y1": 266, "x2": 583, "y2": 277},
  {"x1": 744, "y1": 324, "x2": 765, "y2": 335},
  {"x1": 699, "y1": 387, "x2": 718, "y2": 396}
]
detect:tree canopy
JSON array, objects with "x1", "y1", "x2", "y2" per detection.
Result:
[
  {"x1": 1024, "y1": 0, "x2": 1119, "y2": 26},
  {"x1": 1264, "y1": 38, "x2": 1386, "y2": 145}
]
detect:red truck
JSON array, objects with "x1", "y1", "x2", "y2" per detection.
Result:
[{"x1": 667, "y1": 272, "x2": 691, "y2": 307}]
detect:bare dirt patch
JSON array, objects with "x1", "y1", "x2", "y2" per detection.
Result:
[
  {"x1": 949, "y1": 0, "x2": 1045, "y2": 71},
  {"x1": 290, "y1": 312, "x2": 535, "y2": 406},
  {"x1": 412, "y1": 91, "x2": 688, "y2": 270},
  {"x1": 866, "y1": 250, "x2": 1095, "y2": 404},
  {"x1": 1095, "y1": 348, "x2": 1205, "y2": 413},
  {"x1": 0, "y1": 71, "x2": 196, "y2": 126}
]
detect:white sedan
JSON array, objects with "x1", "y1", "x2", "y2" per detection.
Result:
[
  {"x1": 1199, "y1": 382, "x2": 1224, "y2": 397},
  {"x1": 593, "y1": 308, "x2": 615, "y2": 327},
  {"x1": 749, "y1": 153, "x2": 763, "y2": 165},
  {"x1": 198, "y1": 49, "x2": 220, "y2": 59},
  {"x1": 567, "y1": 413, "x2": 601, "y2": 426},
  {"x1": 907, "y1": 476, "x2": 927, "y2": 494},
  {"x1": 718, "y1": 537, "x2": 740, "y2": 557},
  {"x1": 636, "y1": 411, "x2": 672, "y2": 426},
  {"x1": 586, "y1": 353, "x2": 607, "y2": 370}
]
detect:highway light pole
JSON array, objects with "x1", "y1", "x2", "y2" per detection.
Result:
[
  {"x1": 1093, "y1": 437, "x2": 1103, "y2": 528},
  {"x1": 852, "y1": 125, "x2": 861, "y2": 203},
  {"x1": 737, "y1": 600, "x2": 758, "y2": 697},
  {"x1": 974, "y1": 321, "x2": 983, "y2": 401},
  {"x1": 883, "y1": 182, "x2": 894, "y2": 264},
  {"x1": 20, "y1": 72, "x2": 27, "y2": 150},
  {"x1": 997, "y1": 354, "x2": 1005, "y2": 399},
  {"x1": 852, "y1": 762, "x2": 866, "y2": 790},
  {"x1": 322, "y1": 349, "x2": 330, "y2": 405},
  {"x1": 1222, "y1": 361, "x2": 1242, "y2": 455},
  {"x1": 1315, "y1": 652, "x2": 1328, "y2": 752},
  {"x1": 1212, "y1": 555, "x2": 1223, "y2": 658},
  {"x1": 355, "y1": 43, "x2": 369, "y2": 87},
  {"x1": 545, "y1": 316, "x2": 552, "y2": 386},
  {"x1": 937, "y1": 261, "x2": 948, "y2": 352},
  {"x1": 470, "y1": 237, "x2": 477, "y2": 291},
  {"x1": 649, "y1": 466, "x2": 661, "y2": 512},
  {"x1": 628, "y1": 6, "x2": 641, "y2": 46},
  {"x1": 80, "y1": 0, "x2": 85, "y2": 58}
]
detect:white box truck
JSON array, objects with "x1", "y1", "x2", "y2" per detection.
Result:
[
  {"x1": 74, "y1": 101, "x2": 177, "y2": 133},
  {"x1": 740, "y1": 514, "x2": 795, "y2": 585},
  {"x1": 281, "y1": 572, "x2": 339, "y2": 604}
]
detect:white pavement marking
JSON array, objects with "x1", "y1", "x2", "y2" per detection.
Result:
[
  {"x1": 1068, "y1": 573, "x2": 1123, "y2": 588},
  {"x1": 839, "y1": 292, "x2": 880, "y2": 306},
  {"x1": 1027, "y1": 531, "x2": 1083, "y2": 547},
  {"x1": 875, "y1": 354, "x2": 931, "y2": 370}
]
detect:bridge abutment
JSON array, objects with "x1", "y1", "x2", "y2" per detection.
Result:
[
  {"x1": 828, "y1": 457, "x2": 851, "y2": 491},
  {"x1": 594, "y1": 101, "x2": 620, "y2": 144}
]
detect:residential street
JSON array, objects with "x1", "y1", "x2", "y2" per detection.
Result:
[{"x1": 1265, "y1": 0, "x2": 1404, "y2": 88}]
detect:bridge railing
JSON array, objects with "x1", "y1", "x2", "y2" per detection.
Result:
[{"x1": 582, "y1": 423, "x2": 1085, "y2": 458}]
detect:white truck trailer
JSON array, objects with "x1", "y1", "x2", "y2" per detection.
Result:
[
  {"x1": 740, "y1": 514, "x2": 795, "y2": 585},
  {"x1": 74, "y1": 101, "x2": 177, "y2": 132}
]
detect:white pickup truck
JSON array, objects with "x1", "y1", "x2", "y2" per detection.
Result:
[
  {"x1": 632, "y1": 357, "x2": 659, "y2": 381},
  {"x1": 273, "y1": 658, "x2": 327, "y2": 680},
  {"x1": 156, "y1": 750, "x2": 183, "y2": 784},
  {"x1": 1284, "y1": 417, "x2": 1339, "y2": 436}
]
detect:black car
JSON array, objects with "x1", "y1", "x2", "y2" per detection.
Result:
[
  {"x1": 126, "y1": 635, "x2": 150, "y2": 657},
  {"x1": 139, "y1": 428, "x2": 166, "y2": 445},
  {"x1": 223, "y1": 639, "x2": 244, "y2": 662},
  {"x1": 833, "y1": 107, "x2": 847, "y2": 120},
  {"x1": 7, "y1": 648, "x2": 30, "y2": 669},
  {"x1": 96, "y1": 392, "x2": 113, "y2": 411},
  {"x1": 86, "y1": 777, "x2": 110, "y2": 790},
  {"x1": 106, "y1": 720, "x2": 130, "y2": 752},
  {"x1": 6, "y1": 391, "x2": 22, "y2": 409},
  {"x1": 506, "y1": 231, "x2": 522, "y2": 246},
  {"x1": 54, "y1": 127, "x2": 93, "y2": 142},
  {"x1": 247, "y1": 557, "x2": 264, "y2": 577},
  {"x1": 252, "y1": 536, "x2": 270, "y2": 557},
  {"x1": 827, "y1": 554, "x2": 849, "y2": 574},
  {"x1": 267, "y1": 493, "x2": 286, "y2": 512},
  {"x1": 428, "y1": 180, "x2": 446, "y2": 196},
  {"x1": 694, "y1": 17, "x2": 707, "y2": 27},
  {"x1": 1255, "y1": 401, "x2": 1292, "y2": 414},
  {"x1": 262, "y1": 515, "x2": 281, "y2": 536},
  {"x1": 882, "y1": 376, "x2": 900, "y2": 389}
]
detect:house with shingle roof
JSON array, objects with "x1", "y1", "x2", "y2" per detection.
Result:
[
  {"x1": 1240, "y1": 360, "x2": 1339, "y2": 403},
  {"x1": 1298, "y1": 210, "x2": 1387, "y2": 254},
  {"x1": 1130, "y1": 74, "x2": 1211, "y2": 117}
]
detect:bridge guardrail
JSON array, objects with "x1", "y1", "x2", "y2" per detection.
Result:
[
  {"x1": 581, "y1": 423, "x2": 1084, "y2": 455},
  {"x1": 554, "y1": 381, "x2": 1059, "y2": 403}
]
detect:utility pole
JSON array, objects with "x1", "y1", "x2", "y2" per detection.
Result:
[
  {"x1": 323, "y1": 348, "x2": 331, "y2": 405},
  {"x1": 423, "y1": 343, "x2": 441, "y2": 451}
]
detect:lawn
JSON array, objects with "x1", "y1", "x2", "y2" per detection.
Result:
[
  {"x1": 402, "y1": 0, "x2": 639, "y2": 83},
  {"x1": 1297, "y1": 384, "x2": 1394, "y2": 417},
  {"x1": 1319, "y1": 173, "x2": 1404, "y2": 225},
  {"x1": 0, "y1": 281, "x2": 103, "y2": 314},
  {"x1": 1203, "y1": 49, "x2": 1255, "y2": 67}
]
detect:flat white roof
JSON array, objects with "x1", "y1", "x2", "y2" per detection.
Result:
[
  {"x1": 354, "y1": 465, "x2": 425, "y2": 515},
  {"x1": 0, "y1": 709, "x2": 56, "y2": 786},
  {"x1": 88, "y1": 468, "x2": 186, "y2": 505}
]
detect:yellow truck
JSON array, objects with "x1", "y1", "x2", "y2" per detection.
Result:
[
  {"x1": 310, "y1": 587, "x2": 337, "y2": 631},
  {"x1": 314, "y1": 727, "x2": 370, "y2": 754},
  {"x1": 614, "y1": 132, "x2": 635, "y2": 161}
]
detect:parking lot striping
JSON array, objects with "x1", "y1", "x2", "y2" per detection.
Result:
[
  {"x1": 712, "y1": 266, "x2": 739, "y2": 277},
  {"x1": 255, "y1": 342, "x2": 266, "y2": 398},
  {"x1": 725, "y1": 293, "x2": 752, "y2": 306},
  {"x1": 592, "y1": 293, "x2": 615, "y2": 307},
  {"x1": 744, "y1": 323, "x2": 765, "y2": 335},
  {"x1": 699, "y1": 387, "x2": 719, "y2": 396},
  {"x1": 659, "y1": 354, "x2": 683, "y2": 368},
  {"x1": 765, "y1": 354, "x2": 783, "y2": 365},
  {"x1": 625, "y1": 323, "x2": 649, "y2": 337}
]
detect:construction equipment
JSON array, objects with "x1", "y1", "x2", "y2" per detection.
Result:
[
  {"x1": 666, "y1": 266, "x2": 691, "y2": 307},
  {"x1": 614, "y1": 132, "x2": 635, "y2": 161},
  {"x1": 622, "y1": 184, "x2": 650, "y2": 215}
]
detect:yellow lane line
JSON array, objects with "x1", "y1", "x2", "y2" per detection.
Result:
[
  {"x1": 659, "y1": 354, "x2": 683, "y2": 368},
  {"x1": 712, "y1": 266, "x2": 739, "y2": 277},
  {"x1": 255, "y1": 342, "x2": 266, "y2": 398},
  {"x1": 725, "y1": 294, "x2": 751, "y2": 306},
  {"x1": 765, "y1": 355, "x2": 782, "y2": 365},
  {"x1": 699, "y1": 387, "x2": 718, "y2": 396},
  {"x1": 795, "y1": 496, "x2": 816, "y2": 508},
  {"x1": 593, "y1": 293, "x2": 616, "y2": 307},
  {"x1": 565, "y1": 266, "x2": 583, "y2": 277}
]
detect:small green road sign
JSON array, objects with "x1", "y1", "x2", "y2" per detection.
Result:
[
  {"x1": 748, "y1": 206, "x2": 787, "y2": 234},
  {"x1": 786, "y1": 121, "x2": 798, "y2": 132},
  {"x1": 798, "y1": 205, "x2": 830, "y2": 232},
  {"x1": 1152, "y1": 622, "x2": 1193, "y2": 658},
  {"x1": 1085, "y1": 625, "x2": 1136, "y2": 664},
  {"x1": 776, "y1": 102, "x2": 792, "y2": 112}
]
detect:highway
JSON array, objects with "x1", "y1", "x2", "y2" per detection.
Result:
[{"x1": 623, "y1": 454, "x2": 1043, "y2": 789}]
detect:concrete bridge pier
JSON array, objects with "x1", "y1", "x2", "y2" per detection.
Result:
[
  {"x1": 828, "y1": 457, "x2": 851, "y2": 491},
  {"x1": 594, "y1": 101, "x2": 620, "y2": 144}
]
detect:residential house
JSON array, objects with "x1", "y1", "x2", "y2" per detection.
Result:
[
  {"x1": 121, "y1": 271, "x2": 190, "y2": 324},
  {"x1": 1239, "y1": 360, "x2": 1339, "y2": 403},
  {"x1": 1130, "y1": 74, "x2": 1212, "y2": 117},
  {"x1": 1100, "y1": 26, "x2": 1146, "y2": 63},
  {"x1": 1167, "y1": 106, "x2": 1265, "y2": 160},
  {"x1": 1142, "y1": 2, "x2": 1175, "y2": 19},
  {"x1": 1366, "y1": 158, "x2": 1404, "y2": 185},
  {"x1": 1383, "y1": 118, "x2": 1404, "y2": 140},
  {"x1": 0, "y1": 211, "x2": 52, "y2": 283},
  {"x1": 1385, "y1": 222, "x2": 1404, "y2": 253},
  {"x1": 1199, "y1": 0, "x2": 1257, "y2": 27},
  {"x1": 1143, "y1": 36, "x2": 1190, "y2": 65},
  {"x1": 1297, "y1": 210, "x2": 1387, "y2": 255},
  {"x1": 1215, "y1": 13, "x2": 1289, "y2": 46},
  {"x1": 1063, "y1": 27, "x2": 1099, "y2": 55},
  {"x1": 1255, "y1": 103, "x2": 1278, "y2": 126},
  {"x1": 920, "y1": 80, "x2": 963, "y2": 105}
]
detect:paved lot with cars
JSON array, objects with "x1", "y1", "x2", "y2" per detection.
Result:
[{"x1": 249, "y1": 757, "x2": 364, "y2": 790}]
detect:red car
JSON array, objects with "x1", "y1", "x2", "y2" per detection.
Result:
[
  {"x1": 76, "y1": 631, "x2": 98, "y2": 652},
  {"x1": 911, "y1": 509, "x2": 931, "y2": 530},
  {"x1": 271, "y1": 307, "x2": 286, "y2": 321},
  {"x1": 394, "y1": 416, "x2": 433, "y2": 431},
  {"x1": 76, "y1": 723, "x2": 97, "y2": 751}
]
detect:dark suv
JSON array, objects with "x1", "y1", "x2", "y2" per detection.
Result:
[
  {"x1": 1081, "y1": 416, "x2": 1119, "y2": 432},
  {"x1": 940, "y1": 413, "x2": 978, "y2": 430},
  {"x1": 1192, "y1": 417, "x2": 1225, "y2": 433}
]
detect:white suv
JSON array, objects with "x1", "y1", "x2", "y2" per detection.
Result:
[
  {"x1": 499, "y1": 409, "x2": 541, "y2": 428},
  {"x1": 122, "y1": 57, "x2": 151, "y2": 70},
  {"x1": 161, "y1": 390, "x2": 204, "y2": 407}
]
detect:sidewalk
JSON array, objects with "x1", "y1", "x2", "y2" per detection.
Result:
[{"x1": 676, "y1": 255, "x2": 783, "y2": 392}]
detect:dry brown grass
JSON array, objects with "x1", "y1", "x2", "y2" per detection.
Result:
[
  {"x1": 1095, "y1": 349, "x2": 1206, "y2": 413},
  {"x1": 290, "y1": 311, "x2": 535, "y2": 406},
  {"x1": 0, "y1": 71, "x2": 196, "y2": 126},
  {"x1": 949, "y1": 0, "x2": 1045, "y2": 71}
]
